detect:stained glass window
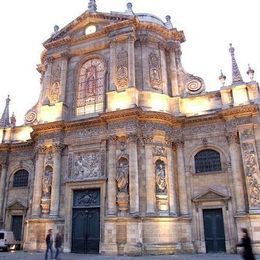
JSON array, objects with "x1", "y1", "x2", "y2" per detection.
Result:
[
  {"x1": 195, "y1": 149, "x2": 221, "y2": 173},
  {"x1": 77, "y1": 58, "x2": 105, "y2": 115}
]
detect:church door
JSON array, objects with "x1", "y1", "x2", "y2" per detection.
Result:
[
  {"x1": 71, "y1": 189, "x2": 100, "y2": 254},
  {"x1": 203, "y1": 209, "x2": 226, "y2": 253},
  {"x1": 11, "y1": 215, "x2": 23, "y2": 241}
]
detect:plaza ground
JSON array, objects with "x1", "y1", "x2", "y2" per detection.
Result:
[{"x1": 0, "y1": 252, "x2": 259, "y2": 260}]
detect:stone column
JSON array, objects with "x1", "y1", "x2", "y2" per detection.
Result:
[
  {"x1": 140, "y1": 36, "x2": 149, "y2": 90},
  {"x1": 176, "y1": 140, "x2": 189, "y2": 215},
  {"x1": 128, "y1": 35, "x2": 135, "y2": 87},
  {"x1": 168, "y1": 41, "x2": 179, "y2": 96},
  {"x1": 60, "y1": 52, "x2": 69, "y2": 102},
  {"x1": 109, "y1": 40, "x2": 117, "y2": 91},
  {"x1": 50, "y1": 144, "x2": 63, "y2": 217},
  {"x1": 144, "y1": 136, "x2": 156, "y2": 214},
  {"x1": 128, "y1": 134, "x2": 139, "y2": 214},
  {"x1": 227, "y1": 132, "x2": 246, "y2": 213},
  {"x1": 107, "y1": 136, "x2": 117, "y2": 215},
  {"x1": 0, "y1": 163, "x2": 7, "y2": 220},
  {"x1": 32, "y1": 146, "x2": 45, "y2": 217},
  {"x1": 165, "y1": 138, "x2": 177, "y2": 215}
]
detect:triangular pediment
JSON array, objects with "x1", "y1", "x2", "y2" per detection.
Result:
[
  {"x1": 44, "y1": 11, "x2": 133, "y2": 46},
  {"x1": 192, "y1": 189, "x2": 230, "y2": 202},
  {"x1": 7, "y1": 201, "x2": 27, "y2": 210}
]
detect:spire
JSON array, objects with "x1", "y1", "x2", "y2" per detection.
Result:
[
  {"x1": 0, "y1": 95, "x2": 11, "y2": 128},
  {"x1": 229, "y1": 43, "x2": 243, "y2": 84},
  {"x1": 88, "y1": 0, "x2": 97, "y2": 12}
]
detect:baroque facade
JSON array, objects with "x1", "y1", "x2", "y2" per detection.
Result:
[{"x1": 0, "y1": 0, "x2": 260, "y2": 255}]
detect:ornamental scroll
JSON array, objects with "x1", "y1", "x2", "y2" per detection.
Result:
[
  {"x1": 149, "y1": 52, "x2": 162, "y2": 90},
  {"x1": 240, "y1": 128, "x2": 260, "y2": 208},
  {"x1": 115, "y1": 50, "x2": 128, "y2": 91}
]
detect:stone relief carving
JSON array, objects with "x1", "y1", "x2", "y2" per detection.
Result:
[
  {"x1": 74, "y1": 189, "x2": 100, "y2": 207},
  {"x1": 73, "y1": 152, "x2": 101, "y2": 179},
  {"x1": 115, "y1": 50, "x2": 128, "y2": 90},
  {"x1": 51, "y1": 62, "x2": 61, "y2": 85},
  {"x1": 241, "y1": 142, "x2": 260, "y2": 207},
  {"x1": 184, "y1": 74, "x2": 205, "y2": 95},
  {"x1": 241, "y1": 128, "x2": 254, "y2": 141},
  {"x1": 153, "y1": 144, "x2": 166, "y2": 157},
  {"x1": 149, "y1": 52, "x2": 162, "y2": 89},
  {"x1": 155, "y1": 160, "x2": 167, "y2": 194},
  {"x1": 48, "y1": 82, "x2": 60, "y2": 104}
]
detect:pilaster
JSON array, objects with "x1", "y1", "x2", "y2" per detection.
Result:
[{"x1": 128, "y1": 35, "x2": 136, "y2": 88}]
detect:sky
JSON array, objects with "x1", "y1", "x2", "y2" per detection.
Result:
[{"x1": 0, "y1": 0, "x2": 259, "y2": 125}]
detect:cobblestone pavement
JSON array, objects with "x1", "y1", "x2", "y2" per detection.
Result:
[{"x1": 0, "y1": 252, "x2": 259, "y2": 260}]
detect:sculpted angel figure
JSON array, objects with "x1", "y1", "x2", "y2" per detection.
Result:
[{"x1": 116, "y1": 160, "x2": 129, "y2": 193}]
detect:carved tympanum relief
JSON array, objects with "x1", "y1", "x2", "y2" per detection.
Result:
[
  {"x1": 115, "y1": 50, "x2": 128, "y2": 90},
  {"x1": 149, "y1": 52, "x2": 162, "y2": 89},
  {"x1": 77, "y1": 58, "x2": 105, "y2": 108},
  {"x1": 72, "y1": 152, "x2": 102, "y2": 180}
]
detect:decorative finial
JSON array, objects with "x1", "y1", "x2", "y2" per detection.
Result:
[
  {"x1": 165, "y1": 15, "x2": 173, "y2": 29},
  {"x1": 0, "y1": 95, "x2": 11, "y2": 128},
  {"x1": 54, "y1": 25, "x2": 59, "y2": 33},
  {"x1": 219, "y1": 70, "x2": 227, "y2": 86},
  {"x1": 10, "y1": 112, "x2": 16, "y2": 127},
  {"x1": 247, "y1": 64, "x2": 255, "y2": 81},
  {"x1": 88, "y1": 0, "x2": 97, "y2": 12},
  {"x1": 125, "y1": 2, "x2": 134, "y2": 15},
  {"x1": 229, "y1": 43, "x2": 243, "y2": 84}
]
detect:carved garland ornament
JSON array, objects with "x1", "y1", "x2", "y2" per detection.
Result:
[
  {"x1": 241, "y1": 142, "x2": 260, "y2": 207},
  {"x1": 149, "y1": 52, "x2": 162, "y2": 89},
  {"x1": 115, "y1": 50, "x2": 128, "y2": 90}
]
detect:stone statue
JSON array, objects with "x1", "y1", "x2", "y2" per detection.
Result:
[
  {"x1": 42, "y1": 168, "x2": 52, "y2": 197},
  {"x1": 116, "y1": 160, "x2": 129, "y2": 192},
  {"x1": 155, "y1": 161, "x2": 167, "y2": 193}
]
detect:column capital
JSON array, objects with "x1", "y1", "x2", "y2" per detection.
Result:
[
  {"x1": 60, "y1": 51, "x2": 70, "y2": 59},
  {"x1": 174, "y1": 138, "x2": 184, "y2": 148},
  {"x1": 128, "y1": 134, "x2": 138, "y2": 143},
  {"x1": 52, "y1": 143, "x2": 65, "y2": 153},
  {"x1": 165, "y1": 136, "x2": 173, "y2": 147},
  {"x1": 142, "y1": 135, "x2": 153, "y2": 145},
  {"x1": 46, "y1": 56, "x2": 55, "y2": 64},
  {"x1": 226, "y1": 132, "x2": 239, "y2": 145},
  {"x1": 108, "y1": 135, "x2": 118, "y2": 145},
  {"x1": 35, "y1": 145, "x2": 47, "y2": 155}
]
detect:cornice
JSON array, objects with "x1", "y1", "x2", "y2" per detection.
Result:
[{"x1": 220, "y1": 104, "x2": 258, "y2": 118}]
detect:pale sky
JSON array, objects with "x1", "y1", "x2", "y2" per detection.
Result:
[{"x1": 0, "y1": 0, "x2": 259, "y2": 125}]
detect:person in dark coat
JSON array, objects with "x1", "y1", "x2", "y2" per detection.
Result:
[
  {"x1": 237, "y1": 228, "x2": 256, "y2": 260},
  {"x1": 45, "y1": 229, "x2": 53, "y2": 260},
  {"x1": 54, "y1": 232, "x2": 63, "y2": 260}
]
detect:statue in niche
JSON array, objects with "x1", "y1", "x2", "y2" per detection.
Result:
[
  {"x1": 155, "y1": 160, "x2": 167, "y2": 193},
  {"x1": 116, "y1": 159, "x2": 129, "y2": 193},
  {"x1": 42, "y1": 167, "x2": 53, "y2": 198}
]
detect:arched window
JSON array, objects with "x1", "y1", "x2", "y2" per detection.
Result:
[
  {"x1": 195, "y1": 149, "x2": 221, "y2": 173},
  {"x1": 76, "y1": 58, "x2": 105, "y2": 116},
  {"x1": 13, "y1": 170, "x2": 29, "y2": 187}
]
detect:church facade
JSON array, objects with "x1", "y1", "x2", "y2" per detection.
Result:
[{"x1": 0, "y1": 0, "x2": 260, "y2": 255}]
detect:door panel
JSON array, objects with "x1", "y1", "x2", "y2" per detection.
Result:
[
  {"x1": 11, "y1": 216, "x2": 23, "y2": 241},
  {"x1": 203, "y1": 209, "x2": 226, "y2": 253},
  {"x1": 71, "y1": 189, "x2": 100, "y2": 254}
]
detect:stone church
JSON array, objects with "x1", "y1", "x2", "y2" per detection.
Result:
[{"x1": 0, "y1": 0, "x2": 260, "y2": 255}]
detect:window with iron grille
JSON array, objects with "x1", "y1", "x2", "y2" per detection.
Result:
[
  {"x1": 195, "y1": 149, "x2": 221, "y2": 173},
  {"x1": 13, "y1": 170, "x2": 29, "y2": 187}
]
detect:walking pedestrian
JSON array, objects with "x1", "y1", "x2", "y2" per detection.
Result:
[
  {"x1": 54, "y1": 232, "x2": 63, "y2": 260},
  {"x1": 45, "y1": 229, "x2": 53, "y2": 260},
  {"x1": 236, "y1": 228, "x2": 256, "y2": 260}
]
